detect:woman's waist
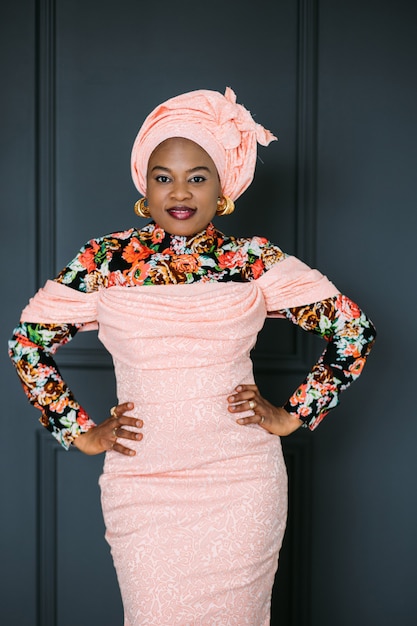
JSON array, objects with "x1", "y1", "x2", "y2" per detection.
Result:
[
  {"x1": 102, "y1": 406, "x2": 284, "y2": 478},
  {"x1": 114, "y1": 358, "x2": 253, "y2": 403}
]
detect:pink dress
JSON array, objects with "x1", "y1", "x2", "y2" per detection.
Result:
[
  {"x1": 12, "y1": 223, "x2": 375, "y2": 625},
  {"x1": 19, "y1": 262, "x2": 336, "y2": 624},
  {"x1": 98, "y1": 280, "x2": 289, "y2": 625}
]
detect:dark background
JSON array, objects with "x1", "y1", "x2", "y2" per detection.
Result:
[{"x1": 1, "y1": 1, "x2": 416, "y2": 624}]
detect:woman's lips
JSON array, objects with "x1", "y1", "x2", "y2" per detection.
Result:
[{"x1": 167, "y1": 206, "x2": 196, "y2": 220}]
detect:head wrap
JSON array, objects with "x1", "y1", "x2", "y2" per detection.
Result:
[{"x1": 131, "y1": 87, "x2": 277, "y2": 201}]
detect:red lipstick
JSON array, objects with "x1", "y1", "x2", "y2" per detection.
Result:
[{"x1": 167, "y1": 206, "x2": 196, "y2": 220}]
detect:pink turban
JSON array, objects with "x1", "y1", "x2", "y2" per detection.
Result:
[{"x1": 131, "y1": 87, "x2": 277, "y2": 201}]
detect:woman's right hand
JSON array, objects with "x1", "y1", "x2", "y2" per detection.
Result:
[{"x1": 72, "y1": 402, "x2": 143, "y2": 456}]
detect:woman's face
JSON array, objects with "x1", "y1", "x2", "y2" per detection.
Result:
[{"x1": 146, "y1": 137, "x2": 221, "y2": 236}]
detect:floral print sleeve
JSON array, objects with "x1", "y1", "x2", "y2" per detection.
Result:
[
  {"x1": 7, "y1": 232, "x2": 116, "y2": 448},
  {"x1": 280, "y1": 294, "x2": 376, "y2": 429},
  {"x1": 8, "y1": 322, "x2": 96, "y2": 449}
]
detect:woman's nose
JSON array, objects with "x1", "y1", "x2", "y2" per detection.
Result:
[{"x1": 171, "y1": 181, "x2": 192, "y2": 200}]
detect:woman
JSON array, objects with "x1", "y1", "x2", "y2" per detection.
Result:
[{"x1": 9, "y1": 87, "x2": 376, "y2": 625}]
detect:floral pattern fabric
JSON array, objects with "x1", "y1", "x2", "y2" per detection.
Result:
[
  {"x1": 55, "y1": 221, "x2": 286, "y2": 291},
  {"x1": 9, "y1": 221, "x2": 376, "y2": 448},
  {"x1": 9, "y1": 322, "x2": 95, "y2": 447},
  {"x1": 281, "y1": 294, "x2": 375, "y2": 429}
]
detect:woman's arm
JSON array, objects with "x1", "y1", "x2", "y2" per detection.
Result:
[
  {"x1": 9, "y1": 322, "x2": 143, "y2": 454},
  {"x1": 228, "y1": 294, "x2": 376, "y2": 434},
  {"x1": 8, "y1": 232, "x2": 145, "y2": 452},
  {"x1": 8, "y1": 321, "x2": 96, "y2": 449},
  {"x1": 8, "y1": 236, "x2": 108, "y2": 449},
  {"x1": 281, "y1": 293, "x2": 376, "y2": 429}
]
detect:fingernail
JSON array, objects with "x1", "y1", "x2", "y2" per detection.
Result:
[{"x1": 236, "y1": 386, "x2": 242, "y2": 392}]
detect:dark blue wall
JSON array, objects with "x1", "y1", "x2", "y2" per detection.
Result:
[{"x1": 1, "y1": 1, "x2": 416, "y2": 624}]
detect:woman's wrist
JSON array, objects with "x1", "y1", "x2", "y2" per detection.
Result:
[{"x1": 279, "y1": 407, "x2": 304, "y2": 434}]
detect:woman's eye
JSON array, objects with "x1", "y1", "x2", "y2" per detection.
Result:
[
  {"x1": 155, "y1": 175, "x2": 171, "y2": 183},
  {"x1": 190, "y1": 176, "x2": 206, "y2": 183}
]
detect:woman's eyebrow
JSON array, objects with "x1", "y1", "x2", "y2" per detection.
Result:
[
  {"x1": 187, "y1": 166, "x2": 211, "y2": 173},
  {"x1": 150, "y1": 165, "x2": 211, "y2": 173}
]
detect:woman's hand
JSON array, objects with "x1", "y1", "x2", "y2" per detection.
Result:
[
  {"x1": 72, "y1": 402, "x2": 143, "y2": 456},
  {"x1": 227, "y1": 384, "x2": 303, "y2": 437}
]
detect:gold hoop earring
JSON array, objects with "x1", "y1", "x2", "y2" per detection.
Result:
[
  {"x1": 134, "y1": 198, "x2": 151, "y2": 218},
  {"x1": 216, "y1": 196, "x2": 235, "y2": 216}
]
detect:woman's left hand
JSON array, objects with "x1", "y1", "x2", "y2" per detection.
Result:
[{"x1": 227, "y1": 384, "x2": 303, "y2": 437}]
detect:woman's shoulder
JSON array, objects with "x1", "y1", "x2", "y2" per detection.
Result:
[
  {"x1": 220, "y1": 231, "x2": 284, "y2": 253},
  {"x1": 87, "y1": 226, "x2": 139, "y2": 246},
  {"x1": 214, "y1": 228, "x2": 288, "y2": 280},
  {"x1": 55, "y1": 227, "x2": 140, "y2": 292},
  {"x1": 61, "y1": 227, "x2": 140, "y2": 257}
]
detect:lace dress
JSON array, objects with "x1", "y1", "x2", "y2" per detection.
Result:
[{"x1": 9, "y1": 222, "x2": 376, "y2": 625}]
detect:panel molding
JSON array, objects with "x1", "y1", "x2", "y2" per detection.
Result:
[
  {"x1": 35, "y1": 6, "x2": 58, "y2": 620},
  {"x1": 36, "y1": 430, "x2": 62, "y2": 626},
  {"x1": 254, "y1": 0, "x2": 319, "y2": 374},
  {"x1": 56, "y1": 346, "x2": 113, "y2": 369},
  {"x1": 34, "y1": 0, "x2": 320, "y2": 374},
  {"x1": 35, "y1": 0, "x2": 57, "y2": 288},
  {"x1": 273, "y1": 431, "x2": 313, "y2": 625},
  {"x1": 295, "y1": 0, "x2": 319, "y2": 265}
]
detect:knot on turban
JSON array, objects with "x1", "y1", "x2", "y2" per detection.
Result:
[{"x1": 131, "y1": 87, "x2": 277, "y2": 201}]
